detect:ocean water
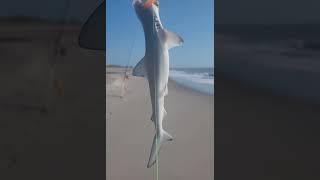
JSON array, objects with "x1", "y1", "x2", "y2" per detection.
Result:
[{"x1": 170, "y1": 68, "x2": 214, "y2": 95}]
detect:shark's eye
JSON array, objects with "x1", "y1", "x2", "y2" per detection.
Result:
[{"x1": 154, "y1": 1, "x2": 159, "y2": 7}]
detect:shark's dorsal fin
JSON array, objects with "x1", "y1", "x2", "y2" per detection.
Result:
[
  {"x1": 132, "y1": 57, "x2": 147, "y2": 77},
  {"x1": 161, "y1": 29, "x2": 184, "y2": 49}
]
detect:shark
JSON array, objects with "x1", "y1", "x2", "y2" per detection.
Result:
[{"x1": 132, "y1": 0, "x2": 184, "y2": 168}]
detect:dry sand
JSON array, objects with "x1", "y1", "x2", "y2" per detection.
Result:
[{"x1": 106, "y1": 67, "x2": 214, "y2": 179}]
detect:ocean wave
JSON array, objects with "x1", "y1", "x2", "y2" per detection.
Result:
[{"x1": 170, "y1": 70, "x2": 214, "y2": 85}]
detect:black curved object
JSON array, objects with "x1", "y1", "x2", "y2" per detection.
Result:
[{"x1": 79, "y1": 1, "x2": 105, "y2": 50}]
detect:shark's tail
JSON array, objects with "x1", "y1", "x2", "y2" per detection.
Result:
[{"x1": 147, "y1": 129, "x2": 173, "y2": 168}]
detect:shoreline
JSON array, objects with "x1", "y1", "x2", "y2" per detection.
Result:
[
  {"x1": 106, "y1": 66, "x2": 213, "y2": 96},
  {"x1": 169, "y1": 78, "x2": 213, "y2": 96}
]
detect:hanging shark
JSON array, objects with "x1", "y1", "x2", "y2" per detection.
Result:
[{"x1": 132, "y1": 0, "x2": 184, "y2": 168}]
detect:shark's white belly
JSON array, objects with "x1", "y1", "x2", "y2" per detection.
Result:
[
  {"x1": 145, "y1": 41, "x2": 169, "y2": 128},
  {"x1": 145, "y1": 41, "x2": 169, "y2": 97}
]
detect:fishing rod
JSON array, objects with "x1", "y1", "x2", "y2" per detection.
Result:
[{"x1": 120, "y1": 29, "x2": 137, "y2": 98}]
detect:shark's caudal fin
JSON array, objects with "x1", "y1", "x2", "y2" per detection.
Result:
[
  {"x1": 161, "y1": 29, "x2": 184, "y2": 49},
  {"x1": 147, "y1": 129, "x2": 173, "y2": 168},
  {"x1": 132, "y1": 56, "x2": 147, "y2": 77}
]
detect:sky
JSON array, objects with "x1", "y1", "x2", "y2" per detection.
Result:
[{"x1": 106, "y1": 0, "x2": 213, "y2": 68}]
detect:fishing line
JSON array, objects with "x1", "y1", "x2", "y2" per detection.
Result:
[
  {"x1": 121, "y1": 28, "x2": 137, "y2": 97},
  {"x1": 152, "y1": 7, "x2": 160, "y2": 180}
]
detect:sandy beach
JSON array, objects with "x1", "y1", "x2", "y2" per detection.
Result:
[{"x1": 106, "y1": 67, "x2": 214, "y2": 179}]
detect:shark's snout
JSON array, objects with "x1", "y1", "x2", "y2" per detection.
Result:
[
  {"x1": 143, "y1": 0, "x2": 155, "y2": 8},
  {"x1": 133, "y1": 0, "x2": 158, "y2": 9}
]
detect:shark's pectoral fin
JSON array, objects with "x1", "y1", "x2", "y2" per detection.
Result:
[
  {"x1": 161, "y1": 29, "x2": 184, "y2": 49},
  {"x1": 132, "y1": 57, "x2": 147, "y2": 77}
]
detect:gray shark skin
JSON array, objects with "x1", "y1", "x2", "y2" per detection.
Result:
[{"x1": 132, "y1": 0, "x2": 184, "y2": 168}]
